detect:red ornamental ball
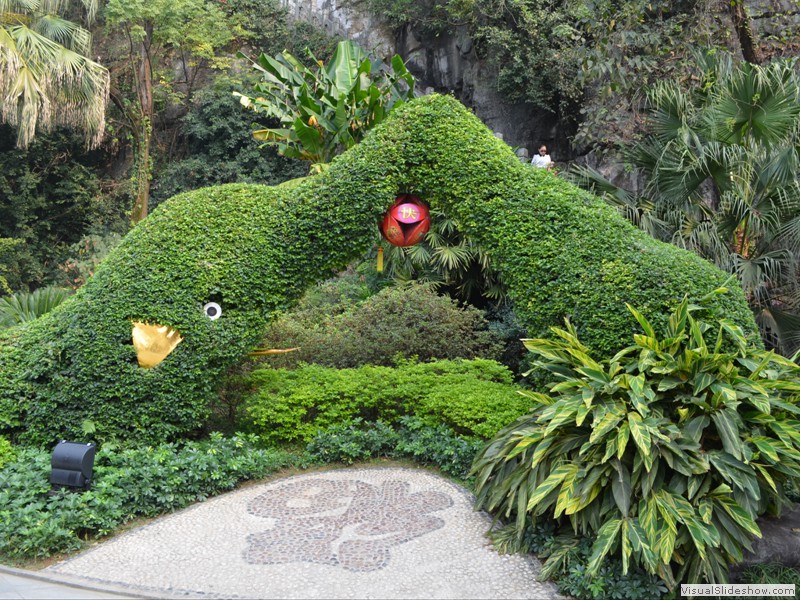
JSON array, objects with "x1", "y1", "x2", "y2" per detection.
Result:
[{"x1": 380, "y1": 195, "x2": 431, "y2": 247}]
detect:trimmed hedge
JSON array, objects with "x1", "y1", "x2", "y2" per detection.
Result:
[
  {"x1": 0, "y1": 94, "x2": 756, "y2": 445},
  {"x1": 243, "y1": 359, "x2": 528, "y2": 442}
]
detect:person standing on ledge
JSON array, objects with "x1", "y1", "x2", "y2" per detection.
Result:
[{"x1": 531, "y1": 144, "x2": 553, "y2": 169}]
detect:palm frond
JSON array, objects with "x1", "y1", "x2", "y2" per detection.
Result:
[
  {"x1": 0, "y1": 0, "x2": 107, "y2": 148},
  {"x1": 0, "y1": 286, "x2": 71, "y2": 327}
]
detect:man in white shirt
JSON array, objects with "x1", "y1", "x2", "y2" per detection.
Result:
[{"x1": 531, "y1": 144, "x2": 553, "y2": 169}]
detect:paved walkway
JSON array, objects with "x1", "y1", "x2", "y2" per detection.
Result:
[{"x1": 5, "y1": 467, "x2": 563, "y2": 599}]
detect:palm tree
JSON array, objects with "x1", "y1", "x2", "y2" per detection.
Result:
[
  {"x1": 569, "y1": 51, "x2": 800, "y2": 355},
  {"x1": 0, "y1": 0, "x2": 109, "y2": 149}
]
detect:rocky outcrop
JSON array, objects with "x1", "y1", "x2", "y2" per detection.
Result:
[
  {"x1": 277, "y1": 0, "x2": 798, "y2": 169},
  {"x1": 277, "y1": 0, "x2": 561, "y2": 158}
]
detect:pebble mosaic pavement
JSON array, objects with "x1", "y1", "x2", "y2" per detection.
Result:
[{"x1": 45, "y1": 467, "x2": 564, "y2": 599}]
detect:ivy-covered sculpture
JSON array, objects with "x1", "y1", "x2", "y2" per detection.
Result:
[{"x1": 0, "y1": 95, "x2": 757, "y2": 445}]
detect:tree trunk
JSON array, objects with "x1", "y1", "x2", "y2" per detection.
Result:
[
  {"x1": 730, "y1": 0, "x2": 762, "y2": 64},
  {"x1": 131, "y1": 25, "x2": 154, "y2": 224}
]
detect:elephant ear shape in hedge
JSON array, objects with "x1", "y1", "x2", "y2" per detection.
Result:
[{"x1": 0, "y1": 94, "x2": 758, "y2": 446}]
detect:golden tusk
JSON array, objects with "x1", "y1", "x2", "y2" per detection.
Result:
[{"x1": 248, "y1": 347, "x2": 300, "y2": 356}]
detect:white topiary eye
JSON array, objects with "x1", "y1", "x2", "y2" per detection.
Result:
[{"x1": 203, "y1": 302, "x2": 222, "y2": 320}]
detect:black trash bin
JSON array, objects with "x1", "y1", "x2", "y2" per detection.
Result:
[{"x1": 50, "y1": 441, "x2": 96, "y2": 490}]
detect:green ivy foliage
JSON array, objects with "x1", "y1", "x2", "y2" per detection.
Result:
[
  {"x1": 335, "y1": 95, "x2": 756, "y2": 359},
  {"x1": 0, "y1": 94, "x2": 755, "y2": 446},
  {"x1": 259, "y1": 281, "x2": 502, "y2": 369},
  {"x1": 243, "y1": 359, "x2": 527, "y2": 442}
]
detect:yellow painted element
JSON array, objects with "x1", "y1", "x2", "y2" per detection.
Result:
[
  {"x1": 132, "y1": 321, "x2": 183, "y2": 368},
  {"x1": 248, "y1": 347, "x2": 300, "y2": 356},
  {"x1": 377, "y1": 246, "x2": 384, "y2": 272}
]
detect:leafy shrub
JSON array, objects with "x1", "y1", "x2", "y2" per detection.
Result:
[
  {"x1": 243, "y1": 359, "x2": 528, "y2": 442},
  {"x1": 492, "y1": 521, "x2": 668, "y2": 600},
  {"x1": 393, "y1": 416, "x2": 484, "y2": 479},
  {"x1": 0, "y1": 434, "x2": 299, "y2": 560},
  {"x1": 0, "y1": 435, "x2": 14, "y2": 470},
  {"x1": 306, "y1": 419, "x2": 399, "y2": 464},
  {"x1": 0, "y1": 126, "x2": 128, "y2": 292},
  {"x1": 0, "y1": 94, "x2": 755, "y2": 446},
  {"x1": 259, "y1": 282, "x2": 502, "y2": 369},
  {"x1": 473, "y1": 296, "x2": 800, "y2": 589},
  {"x1": 150, "y1": 76, "x2": 307, "y2": 209},
  {"x1": 306, "y1": 416, "x2": 483, "y2": 479}
]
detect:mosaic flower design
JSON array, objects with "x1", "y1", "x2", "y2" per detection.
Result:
[{"x1": 245, "y1": 479, "x2": 453, "y2": 571}]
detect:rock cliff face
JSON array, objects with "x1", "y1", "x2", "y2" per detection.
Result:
[
  {"x1": 278, "y1": 0, "x2": 799, "y2": 165},
  {"x1": 278, "y1": 0, "x2": 566, "y2": 159}
]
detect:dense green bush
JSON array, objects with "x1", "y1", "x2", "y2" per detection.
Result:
[
  {"x1": 0, "y1": 126, "x2": 128, "y2": 291},
  {"x1": 306, "y1": 416, "x2": 483, "y2": 479},
  {"x1": 243, "y1": 359, "x2": 527, "y2": 442},
  {"x1": 259, "y1": 282, "x2": 502, "y2": 369},
  {"x1": 0, "y1": 434, "x2": 299, "y2": 560},
  {"x1": 473, "y1": 297, "x2": 800, "y2": 589},
  {"x1": 0, "y1": 94, "x2": 755, "y2": 446},
  {"x1": 150, "y1": 76, "x2": 307, "y2": 209},
  {"x1": 0, "y1": 436, "x2": 14, "y2": 470}
]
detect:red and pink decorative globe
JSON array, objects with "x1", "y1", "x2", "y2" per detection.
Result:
[{"x1": 380, "y1": 195, "x2": 430, "y2": 247}]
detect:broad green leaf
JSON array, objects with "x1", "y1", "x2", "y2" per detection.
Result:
[
  {"x1": 590, "y1": 409, "x2": 625, "y2": 444},
  {"x1": 715, "y1": 495, "x2": 762, "y2": 538},
  {"x1": 554, "y1": 464, "x2": 580, "y2": 517},
  {"x1": 626, "y1": 303, "x2": 656, "y2": 337},
  {"x1": 627, "y1": 518, "x2": 658, "y2": 571},
  {"x1": 621, "y1": 519, "x2": 631, "y2": 573},
  {"x1": 616, "y1": 422, "x2": 630, "y2": 459},
  {"x1": 711, "y1": 409, "x2": 743, "y2": 460},
  {"x1": 587, "y1": 518, "x2": 623, "y2": 575},
  {"x1": 750, "y1": 436, "x2": 780, "y2": 463},
  {"x1": 527, "y1": 465, "x2": 573, "y2": 511},
  {"x1": 611, "y1": 459, "x2": 632, "y2": 516},
  {"x1": 576, "y1": 366, "x2": 611, "y2": 384},
  {"x1": 628, "y1": 412, "x2": 652, "y2": 462},
  {"x1": 753, "y1": 463, "x2": 778, "y2": 494}
]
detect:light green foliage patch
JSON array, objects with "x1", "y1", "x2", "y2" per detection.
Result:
[{"x1": 244, "y1": 359, "x2": 527, "y2": 442}]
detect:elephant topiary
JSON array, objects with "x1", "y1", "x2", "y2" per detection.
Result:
[{"x1": 0, "y1": 95, "x2": 757, "y2": 445}]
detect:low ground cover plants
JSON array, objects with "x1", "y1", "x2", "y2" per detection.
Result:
[
  {"x1": 473, "y1": 294, "x2": 800, "y2": 590},
  {"x1": 0, "y1": 434, "x2": 301, "y2": 561},
  {"x1": 306, "y1": 417, "x2": 483, "y2": 479}
]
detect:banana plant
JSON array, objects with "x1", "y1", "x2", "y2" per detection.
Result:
[
  {"x1": 236, "y1": 40, "x2": 415, "y2": 169},
  {"x1": 472, "y1": 288, "x2": 800, "y2": 589}
]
